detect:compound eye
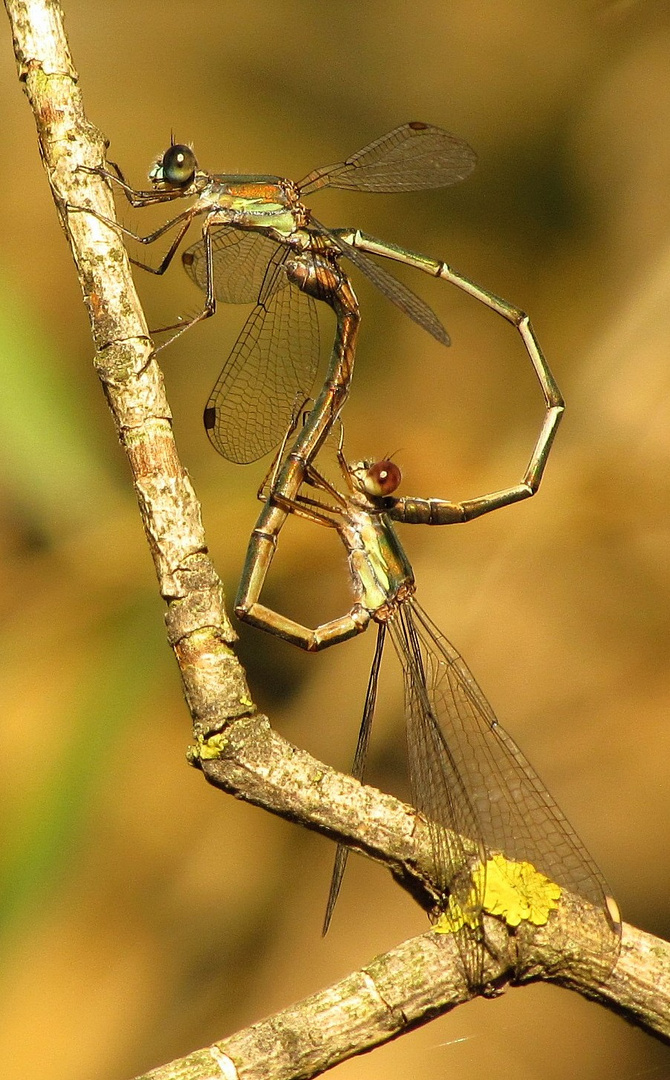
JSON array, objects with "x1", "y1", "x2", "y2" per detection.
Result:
[
  {"x1": 362, "y1": 460, "x2": 401, "y2": 497},
  {"x1": 161, "y1": 144, "x2": 197, "y2": 186}
]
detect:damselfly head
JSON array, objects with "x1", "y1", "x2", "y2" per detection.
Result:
[
  {"x1": 353, "y1": 459, "x2": 402, "y2": 499},
  {"x1": 149, "y1": 144, "x2": 197, "y2": 188}
]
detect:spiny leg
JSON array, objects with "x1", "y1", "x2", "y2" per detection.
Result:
[
  {"x1": 68, "y1": 199, "x2": 205, "y2": 266},
  {"x1": 78, "y1": 161, "x2": 186, "y2": 207},
  {"x1": 148, "y1": 216, "x2": 219, "y2": 348},
  {"x1": 235, "y1": 508, "x2": 369, "y2": 652},
  {"x1": 70, "y1": 196, "x2": 220, "y2": 350}
]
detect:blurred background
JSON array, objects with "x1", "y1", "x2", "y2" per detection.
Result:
[{"x1": 1, "y1": 1, "x2": 670, "y2": 1077}]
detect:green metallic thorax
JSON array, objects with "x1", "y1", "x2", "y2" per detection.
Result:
[
  {"x1": 342, "y1": 506, "x2": 415, "y2": 618},
  {"x1": 195, "y1": 174, "x2": 307, "y2": 237}
]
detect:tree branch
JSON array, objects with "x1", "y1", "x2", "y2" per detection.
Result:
[
  {"x1": 135, "y1": 918, "x2": 670, "y2": 1080},
  {"x1": 4, "y1": 0, "x2": 250, "y2": 738},
  {"x1": 5, "y1": 3, "x2": 669, "y2": 1079}
]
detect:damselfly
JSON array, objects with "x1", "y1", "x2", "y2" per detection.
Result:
[
  {"x1": 235, "y1": 445, "x2": 621, "y2": 988},
  {"x1": 78, "y1": 124, "x2": 551, "y2": 468}
]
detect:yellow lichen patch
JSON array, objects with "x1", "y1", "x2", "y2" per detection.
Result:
[
  {"x1": 433, "y1": 854, "x2": 562, "y2": 934},
  {"x1": 478, "y1": 854, "x2": 562, "y2": 927},
  {"x1": 433, "y1": 892, "x2": 480, "y2": 935},
  {"x1": 192, "y1": 731, "x2": 229, "y2": 760}
]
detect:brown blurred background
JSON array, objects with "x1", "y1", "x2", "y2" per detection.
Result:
[{"x1": 1, "y1": 1, "x2": 670, "y2": 1077}]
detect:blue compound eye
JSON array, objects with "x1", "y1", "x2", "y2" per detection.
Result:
[{"x1": 160, "y1": 144, "x2": 197, "y2": 186}]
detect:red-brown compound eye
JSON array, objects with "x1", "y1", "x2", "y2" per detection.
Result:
[{"x1": 362, "y1": 460, "x2": 401, "y2": 497}]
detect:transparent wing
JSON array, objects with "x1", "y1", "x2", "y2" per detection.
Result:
[
  {"x1": 182, "y1": 228, "x2": 284, "y2": 304},
  {"x1": 390, "y1": 598, "x2": 620, "y2": 985},
  {"x1": 323, "y1": 624, "x2": 386, "y2": 935},
  {"x1": 310, "y1": 218, "x2": 449, "y2": 346},
  {"x1": 203, "y1": 246, "x2": 320, "y2": 464},
  {"x1": 299, "y1": 122, "x2": 477, "y2": 195},
  {"x1": 389, "y1": 606, "x2": 486, "y2": 985}
]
